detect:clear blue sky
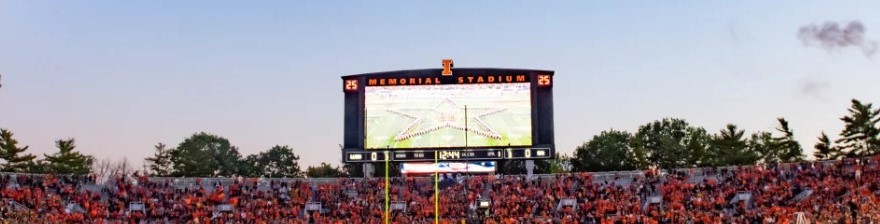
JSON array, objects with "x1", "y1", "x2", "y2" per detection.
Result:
[{"x1": 1, "y1": 1, "x2": 878, "y2": 168}]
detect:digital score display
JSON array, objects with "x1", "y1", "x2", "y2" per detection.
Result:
[{"x1": 345, "y1": 148, "x2": 551, "y2": 162}]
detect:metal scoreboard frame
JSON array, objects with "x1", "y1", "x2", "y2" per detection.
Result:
[{"x1": 341, "y1": 60, "x2": 555, "y2": 163}]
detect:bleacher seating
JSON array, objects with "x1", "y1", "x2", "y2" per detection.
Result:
[{"x1": 0, "y1": 157, "x2": 878, "y2": 223}]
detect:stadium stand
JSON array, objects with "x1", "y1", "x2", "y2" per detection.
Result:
[{"x1": 1, "y1": 156, "x2": 879, "y2": 223}]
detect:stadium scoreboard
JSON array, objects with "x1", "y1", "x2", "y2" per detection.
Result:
[
  {"x1": 341, "y1": 59, "x2": 555, "y2": 163},
  {"x1": 345, "y1": 148, "x2": 552, "y2": 162}
]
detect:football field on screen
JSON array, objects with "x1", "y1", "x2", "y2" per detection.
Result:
[{"x1": 365, "y1": 83, "x2": 532, "y2": 149}]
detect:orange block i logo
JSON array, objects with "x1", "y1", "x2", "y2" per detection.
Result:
[{"x1": 441, "y1": 59, "x2": 453, "y2": 76}]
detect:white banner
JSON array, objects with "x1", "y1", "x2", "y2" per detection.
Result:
[{"x1": 401, "y1": 161, "x2": 496, "y2": 174}]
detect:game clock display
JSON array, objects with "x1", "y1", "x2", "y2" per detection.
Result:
[{"x1": 345, "y1": 148, "x2": 551, "y2": 162}]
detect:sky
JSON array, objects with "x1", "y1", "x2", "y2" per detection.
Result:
[{"x1": 1, "y1": 1, "x2": 879, "y2": 169}]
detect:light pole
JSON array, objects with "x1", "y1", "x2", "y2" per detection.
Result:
[
  {"x1": 464, "y1": 105, "x2": 468, "y2": 148},
  {"x1": 463, "y1": 105, "x2": 469, "y2": 201},
  {"x1": 384, "y1": 146, "x2": 390, "y2": 224}
]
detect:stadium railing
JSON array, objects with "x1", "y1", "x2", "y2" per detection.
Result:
[{"x1": 2, "y1": 156, "x2": 875, "y2": 190}]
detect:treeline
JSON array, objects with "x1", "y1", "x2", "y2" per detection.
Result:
[
  {"x1": 1, "y1": 99, "x2": 877, "y2": 177},
  {"x1": 571, "y1": 99, "x2": 880, "y2": 172},
  {"x1": 0, "y1": 131, "x2": 346, "y2": 178},
  {"x1": 144, "y1": 132, "x2": 351, "y2": 178},
  {"x1": 0, "y1": 130, "x2": 93, "y2": 174}
]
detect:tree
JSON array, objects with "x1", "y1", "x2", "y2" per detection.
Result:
[
  {"x1": 571, "y1": 130, "x2": 646, "y2": 172},
  {"x1": 92, "y1": 157, "x2": 136, "y2": 181},
  {"x1": 145, "y1": 143, "x2": 173, "y2": 176},
  {"x1": 43, "y1": 138, "x2": 95, "y2": 174},
  {"x1": 547, "y1": 153, "x2": 573, "y2": 174},
  {"x1": 814, "y1": 132, "x2": 840, "y2": 160},
  {"x1": 836, "y1": 99, "x2": 880, "y2": 157},
  {"x1": 343, "y1": 162, "x2": 364, "y2": 177},
  {"x1": 169, "y1": 132, "x2": 243, "y2": 177},
  {"x1": 749, "y1": 131, "x2": 782, "y2": 164},
  {"x1": 245, "y1": 145, "x2": 303, "y2": 178},
  {"x1": 370, "y1": 161, "x2": 402, "y2": 177},
  {"x1": 28, "y1": 160, "x2": 49, "y2": 174},
  {"x1": 112, "y1": 157, "x2": 134, "y2": 176},
  {"x1": 496, "y1": 160, "x2": 525, "y2": 174},
  {"x1": 496, "y1": 159, "x2": 546, "y2": 174},
  {"x1": 0, "y1": 129, "x2": 37, "y2": 172},
  {"x1": 632, "y1": 118, "x2": 711, "y2": 169},
  {"x1": 710, "y1": 124, "x2": 759, "y2": 166},
  {"x1": 773, "y1": 118, "x2": 805, "y2": 162},
  {"x1": 239, "y1": 155, "x2": 260, "y2": 177},
  {"x1": 92, "y1": 158, "x2": 113, "y2": 180},
  {"x1": 341, "y1": 143, "x2": 364, "y2": 177},
  {"x1": 306, "y1": 162, "x2": 346, "y2": 178},
  {"x1": 684, "y1": 128, "x2": 712, "y2": 167}
]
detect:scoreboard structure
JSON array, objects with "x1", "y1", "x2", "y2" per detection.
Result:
[{"x1": 341, "y1": 60, "x2": 555, "y2": 163}]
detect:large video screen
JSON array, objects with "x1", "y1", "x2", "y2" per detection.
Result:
[{"x1": 365, "y1": 83, "x2": 532, "y2": 149}]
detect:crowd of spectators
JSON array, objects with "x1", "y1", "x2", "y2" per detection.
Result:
[{"x1": 2, "y1": 156, "x2": 879, "y2": 223}]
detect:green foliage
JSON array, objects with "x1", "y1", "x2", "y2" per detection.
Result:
[
  {"x1": 710, "y1": 124, "x2": 759, "y2": 166},
  {"x1": 683, "y1": 128, "x2": 712, "y2": 167},
  {"x1": 496, "y1": 159, "x2": 554, "y2": 174},
  {"x1": 748, "y1": 131, "x2": 780, "y2": 164},
  {"x1": 28, "y1": 160, "x2": 49, "y2": 174},
  {"x1": 571, "y1": 130, "x2": 646, "y2": 172},
  {"x1": 709, "y1": 118, "x2": 803, "y2": 165},
  {"x1": 244, "y1": 145, "x2": 303, "y2": 178},
  {"x1": 373, "y1": 161, "x2": 401, "y2": 177},
  {"x1": 306, "y1": 162, "x2": 346, "y2": 178},
  {"x1": 43, "y1": 138, "x2": 94, "y2": 175},
  {"x1": 773, "y1": 118, "x2": 805, "y2": 162},
  {"x1": 532, "y1": 159, "x2": 556, "y2": 174},
  {"x1": 632, "y1": 118, "x2": 710, "y2": 169},
  {"x1": 836, "y1": 99, "x2": 880, "y2": 157},
  {"x1": 18, "y1": 99, "x2": 880, "y2": 176},
  {"x1": 813, "y1": 132, "x2": 839, "y2": 160},
  {"x1": 145, "y1": 143, "x2": 173, "y2": 176},
  {"x1": 496, "y1": 160, "x2": 524, "y2": 174},
  {"x1": 498, "y1": 160, "x2": 525, "y2": 174},
  {"x1": 155, "y1": 133, "x2": 306, "y2": 178},
  {"x1": 0, "y1": 129, "x2": 37, "y2": 172},
  {"x1": 572, "y1": 118, "x2": 810, "y2": 171},
  {"x1": 343, "y1": 162, "x2": 364, "y2": 177},
  {"x1": 169, "y1": 132, "x2": 243, "y2": 177},
  {"x1": 546, "y1": 153, "x2": 572, "y2": 174}
]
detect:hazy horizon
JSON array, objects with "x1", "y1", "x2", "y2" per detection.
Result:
[{"x1": 1, "y1": 1, "x2": 879, "y2": 169}]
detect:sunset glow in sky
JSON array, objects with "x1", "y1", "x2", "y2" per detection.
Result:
[{"x1": 1, "y1": 1, "x2": 878, "y2": 168}]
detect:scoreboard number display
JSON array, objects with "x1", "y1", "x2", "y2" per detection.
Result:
[{"x1": 345, "y1": 148, "x2": 551, "y2": 162}]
